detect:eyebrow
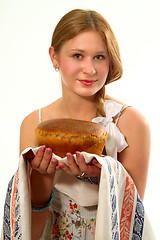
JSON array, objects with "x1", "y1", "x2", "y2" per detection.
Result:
[
  {"x1": 70, "y1": 48, "x2": 108, "y2": 54},
  {"x1": 70, "y1": 49, "x2": 84, "y2": 53}
]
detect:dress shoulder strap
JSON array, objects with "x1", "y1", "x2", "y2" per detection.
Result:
[
  {"x1": 115, "y1": 105, "x2": 130, "y2": 125},
  {"x1": 38, "y1": 108, "x2": 42, "y2": 123}
]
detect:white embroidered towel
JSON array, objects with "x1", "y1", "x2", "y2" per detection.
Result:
[{"x1": 1, "y1": 147, "x2": 156, "y2": 240}]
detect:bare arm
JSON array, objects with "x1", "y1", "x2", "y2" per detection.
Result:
[
  {"x1": 117, "y1": 107, "x2": 151, "y2": 201},
  {"x1": 20, "y1": 111, "x2": 57, "y2": 240}
]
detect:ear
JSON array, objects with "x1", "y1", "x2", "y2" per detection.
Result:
[{"x1": 49, "y1": 46, "x2": 59, "y2": 69}]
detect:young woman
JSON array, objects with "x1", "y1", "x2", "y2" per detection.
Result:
[{"x1": 20, "y1": 9, "x2": 150, "y2": 239}]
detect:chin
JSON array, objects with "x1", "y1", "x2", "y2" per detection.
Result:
[
  {"x1": 78, "y1": 88, "x2": 101, "y2": 98},
  {"x1": 76, "y1": 91, "x2": 96, "y2": 98}
]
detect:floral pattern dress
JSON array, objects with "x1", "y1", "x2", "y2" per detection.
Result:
[
  {"x1": 41, "y1": 188, "x2": 97, "y2": 239},
  {"x1": 40, "y1": 100, "x2": 128, "y2": 240}
]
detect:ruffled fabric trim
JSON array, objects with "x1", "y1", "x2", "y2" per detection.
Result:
[{"x1": 92, "y1": 100, "x2": 128, "y2": 156}]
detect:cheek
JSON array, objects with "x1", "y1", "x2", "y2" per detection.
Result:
[
  {"x1": 98, "y1": 63, "x2": 110, "y2": 79},
  {"x1": 59, "y1": 58, "x2": 78, "y2": 77}
]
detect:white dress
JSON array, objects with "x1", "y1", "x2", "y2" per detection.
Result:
[{"x1": 40, "y1": 100, "x2": 128, "y2": 240}]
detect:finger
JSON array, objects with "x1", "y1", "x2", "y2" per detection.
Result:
[
  {"x1": 66, "y1": 153, "x2": 81, "y2": 176},
  {"x1": 58, "y1": 162, "x2": 72, "y2": 175},
  {"x1": 30, "y1": 146, "x2": 46, "y2": 168},
  {"x1": 76, "y1": 152, "x2": 88, "y2": 173},
  {"x1": 56, "y1": 164, "x2": 61, "y2": 170},
  {"x1": 90, "y1": 158, "x2": 102, "y2": 169},
  {"x1": 47, "y1": 158, "x2": 58, "y2": 174},
  {"x1": 39, "y1": 148, "x2": 52, "y2": 171},
  {"x1": 76, "y1": 154, "x2": 101, "y2": 177}
]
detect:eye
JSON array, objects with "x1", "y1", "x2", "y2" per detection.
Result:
[
  {"x1": 73, "y1": 54, "x2": 82, "y2": 59},
  {"x1": 95, "y1": 55, "x2": 105, "y2": 60}
]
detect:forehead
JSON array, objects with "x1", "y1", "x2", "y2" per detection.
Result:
[{"x1": 60, "y1": 31, "x2": 107, "y2": 52}]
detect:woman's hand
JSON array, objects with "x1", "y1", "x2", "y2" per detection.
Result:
[
  {"x1": 26, "y1": 146, "x2": 58, "y2": 175},
  {"x1": 25, "y1": 146, "x2": 58, "y2": 208},
  {"x1": 57, "y1": 151, "x2": 101, "y2": 178}
]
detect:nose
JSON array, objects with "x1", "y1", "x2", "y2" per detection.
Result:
[{"x1": 82, "y1": 58, "x2": 96, "y2": 76}]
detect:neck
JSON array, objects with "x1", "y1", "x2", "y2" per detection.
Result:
[{"x1": 59, "y1": 94, "x2": 97, "y2": 121}]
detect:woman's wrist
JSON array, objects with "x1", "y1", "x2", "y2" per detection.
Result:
[
  {"x1": 31, "y1": 170, "x2": 54, "y2": 208},
  {"x1": 32, "y1": 191, "x2": 54, "y2": 212}
]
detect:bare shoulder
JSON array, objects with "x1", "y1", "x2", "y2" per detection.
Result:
[
  {"x1": 20, "y1": 109, "x2": 39, "y2": 132},
  {"x1": 107, "y1": 96, "x2": 151, "y2": 200},
  {"x1": 106, "y1": 95, "x2": 150, "y2": 133},
  {"x1": 20, "y1": 109, "x2": 39, "y2": 153},
  {"x1": 118, "y1": 106, "x2": 150, "y2": 133}
]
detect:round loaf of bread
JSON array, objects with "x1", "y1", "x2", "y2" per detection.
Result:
[{"x1": 35, "y1": 118, "x2": 107, "y2": 158}]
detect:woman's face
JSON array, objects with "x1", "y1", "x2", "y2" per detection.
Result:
[{"x1": 53, "y1": 31, "x2": 110, "y2": 98}]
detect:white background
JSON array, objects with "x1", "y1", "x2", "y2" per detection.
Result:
[{"x1": 0, "y1": 0, "x2": 160, "y2": 238}]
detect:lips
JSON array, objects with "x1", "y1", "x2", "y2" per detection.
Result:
[{"x1": 79, "y1": 80, "x2": 97, "y2": 86}]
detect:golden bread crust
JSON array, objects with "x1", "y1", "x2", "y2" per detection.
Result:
[{"x1": 35, "y1": 118, "x2": 107, "y2": 157}]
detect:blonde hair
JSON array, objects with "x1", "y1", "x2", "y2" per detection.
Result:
[{"x1": 51, "y1": 9, "x2": 123, "y2": 116}]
